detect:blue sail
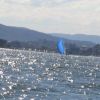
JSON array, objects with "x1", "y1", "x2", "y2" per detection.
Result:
[{"x1": 57, "y1": 40, "x2": 65, "y2": 54}]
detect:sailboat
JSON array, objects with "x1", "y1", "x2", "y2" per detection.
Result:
[{"x1": 57, "y1": 39, "x2": 65, "y2": 54}]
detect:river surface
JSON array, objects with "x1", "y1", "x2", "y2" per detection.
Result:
[{"x1": 0, "y1": 48, "x2": 100, "y2": 100}]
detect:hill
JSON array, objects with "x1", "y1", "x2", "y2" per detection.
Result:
[
  {"x1": 0, "y1": 24, "x2": 57, "y2": 41},
  {"x1": 0, "y1": 24, "x2": 100, "y2": 56},
  {"x1": 52, "y1": 33, "x2": 100, "y2": 44},
  {"x1": 0, "y1": 24, "x2": 95, "y2": 48}
]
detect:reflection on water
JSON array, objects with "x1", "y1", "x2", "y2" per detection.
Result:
[{"x1": 0, "y1": 48, "x2": 100, "y2": 100}]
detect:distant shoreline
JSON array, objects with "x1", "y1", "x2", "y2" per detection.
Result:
[{"x1": 0, "y1": 47, "x2": 100, "y2": 58}]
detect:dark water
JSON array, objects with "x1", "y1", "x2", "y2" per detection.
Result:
[{"x1": 0, "y1": 48, "x2": 100, "y2": 100}]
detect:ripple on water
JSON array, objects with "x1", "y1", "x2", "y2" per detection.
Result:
[{"x1": 0, "y1": 48, "x2": 100, "y2": 100}]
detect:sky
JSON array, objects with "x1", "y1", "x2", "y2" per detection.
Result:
[{"x1": 0, "y1": 0, "x2": 100, "y2": 35}]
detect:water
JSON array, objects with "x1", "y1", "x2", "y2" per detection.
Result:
[{"x1": 0, "y1": 48, "x2": 100, "y2": 100}]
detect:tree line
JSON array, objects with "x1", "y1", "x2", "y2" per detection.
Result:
[{"x1": 0, "y1": 39, "x2": 100, "y2": 56}]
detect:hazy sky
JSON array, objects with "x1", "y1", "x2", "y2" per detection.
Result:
[{"x1": 0, "y1": 0, "x2": 100, "y2": 35}]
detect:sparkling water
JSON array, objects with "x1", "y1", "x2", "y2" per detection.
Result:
[{"x1": 0, "y1": 48, "x2": 100, "y2": 100}]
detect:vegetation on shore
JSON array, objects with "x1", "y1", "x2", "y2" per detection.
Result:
[{"x1": 0, "y1": 39, "x2": 100, "y2": 56}]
